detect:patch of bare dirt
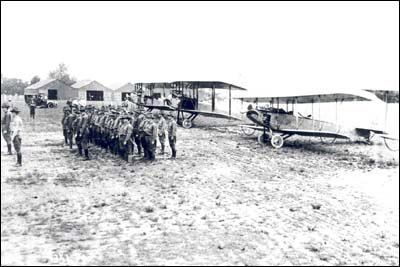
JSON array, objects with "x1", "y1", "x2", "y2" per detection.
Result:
[{"x1": 1, "y1": 114, "x2": 399, "y2": 266}]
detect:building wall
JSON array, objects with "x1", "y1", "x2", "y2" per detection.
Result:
[
  {"x1": 25, "y1": 80, "x2": 78, "y2": 100},
  {"x1": 113, "y1": 83, "x2": 135, "y2": 103},
  {"x1": 78, "y1": 81, "x2": 114, "y2": 106}
]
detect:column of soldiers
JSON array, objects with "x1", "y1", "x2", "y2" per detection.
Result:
[{"x1": 61, "y1": 104, "x2": 178, "y2": 162}]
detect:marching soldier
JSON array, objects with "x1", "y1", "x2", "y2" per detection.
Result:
[
  {"x1": 1, "y1": 103, "x2": 13, "y2": 155},
  {"x1": 166, "y1": 112, "x2": 177, "y2": 159},
  {"x1": 10, "y1": 107, "x2": 23, "y2": 166}
]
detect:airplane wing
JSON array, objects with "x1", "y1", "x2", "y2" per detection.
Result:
[
  {"x1": 171, "y1": 81, "x2": 247, "y2": 91},
  {"x1": 376, "y1": 134, "x2": 399, "y2": 141},
  {"x1": 180, "y1": 109, "x2": 242, "y2": 120},
  {"x1": 355, "y1": 127, "x2": 387, "y2": 135},
  {"x1": 363, "y1": 90, "x2": 399, "y2": 103},
  {"x1": 236, "y1": 92, "x2": 373, "y2": 104},
  {"x1": 239, "y1": 125, "x2": 349, "y2": 139}
]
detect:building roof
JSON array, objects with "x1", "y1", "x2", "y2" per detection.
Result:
[
  {"x1": 115, "y1": 82, "x2": 135, "y2": 92},
  {"x1": 25, "y1": 79, "x2": 57, "y2": 90},
  {"x1": 71, "y1": 79, "x2": 93, "y2": 89}
]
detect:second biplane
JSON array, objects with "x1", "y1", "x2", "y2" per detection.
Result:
[
  {"x1": 133, "y1": 81, "x2": 247, "y2": 128},
  {"x1": 236, "y1": 90, "x2": 399, "y2": 151}
]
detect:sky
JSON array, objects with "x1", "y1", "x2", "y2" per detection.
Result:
[{"x1": 1, "y1": 1, "x2": 399, "y2": 94}]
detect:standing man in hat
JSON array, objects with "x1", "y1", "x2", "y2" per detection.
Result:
[
  {"x1": 73, "y1": 108, "x2": 83, "y2": 156},
  {"x1": 166, "y1": 112, "x2": 177, "y2": 159},
  {"x1": 66, "y1": 108, "x2": 78, "y2": 149},
  {"x1": 133, "y1": 110, "x2": 144, "y2": 156},
  {"x1": 10, "y1": 107, "x2": 23, "y2": 166},
  {"x1": 2, "y1": 103, "x2": 13, "y2": 155},
  {"x1": 118, "y1": 116, "x2": 134, "y2": 162},
  {"x1": 155, "y1": 110, "x2": 167, "y2": 154},
  {"x1": 29, "y1": 98, "x2": 36, "y2": 120},
  {"x1": 61, "y1": 107, "x2": 70, "y2": 146},
  {"x1": 142, "y1": 112, "x2": 158, "y2": 161}
]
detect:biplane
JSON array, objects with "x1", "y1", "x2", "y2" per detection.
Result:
[
  {"x1": 133, "y1": 81, "x2": 247, "y2": 128},
  {"x1": 236, "y1": 90, "x2": 399, "y2": 151}
]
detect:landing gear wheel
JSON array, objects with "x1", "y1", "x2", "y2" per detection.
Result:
[
  {"x1": 242, "y1": 126, "x2": 255, "y2": 136},
  {"x1": 384, "y1": 138, "x2": 399, "y2": 152},
  {"x1": 271, "y1": 134, "x2": 284, "y2": 149},
  {"x1": 182, "y1": 119, "x2": 192, "y2": 129},
  {"x1": 258, "y1": 133, "x2": 270, "y2": 146}
]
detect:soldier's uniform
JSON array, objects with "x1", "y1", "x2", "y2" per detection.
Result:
[
  {"x1": 10, "y1": 107, "x2": 23, "y2": 166},
  {"x1": 1, "y1": 103, "x2": 13, "y2": 155},
  {"x1": 166, "y1": 113, "x2": 177, "y2": 158},
  {"x1": 133, "y1": 112, "x2": 144, "y2": 155},
  {"x1": 61, "y1": 108, "x2": 70, "y2": 145},
  {"x1": 142, "y1": 113, "x2": 158, "y2": 161},
  {"x1": 87, "y1": 106, "x2": 95, "y2": 144},
  {"x1": 78, "y1": 108, "x2": 90, "y2": 160},
  {"x1": 104, "y1": 114, "x2": 115, "y2": 152},
  {"x1": 73, "y1": 110, "x2": 83, "y2": 156},
  {"x1": 111, "y1": 113, "x2": 121, "y2": 155},
  {"x1": 139, "y1": 113, "x2": 148, "y2": 159},
  {"x1": 99, "y1": 113, "x2": 109, "y2": 149},
  {"x1": 66, "y1": 110, "x2": 78, "y2": 149},
  {"x1": 156, "y1": 113, "x2": 167, "y2": 154},
  {"x1": 118, "y1": 117, "x2": 134, "y2": 161}
]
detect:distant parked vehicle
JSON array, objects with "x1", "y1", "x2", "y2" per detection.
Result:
[{"x1": 24, "y1": 93, "x2": 58, "y2": 108}]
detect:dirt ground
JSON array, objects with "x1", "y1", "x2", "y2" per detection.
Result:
[{"x1": 1, "y1": 108, "x2": 399, "y2": 266}]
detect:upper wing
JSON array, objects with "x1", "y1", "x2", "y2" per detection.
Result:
[
  {"x1": 236, "y1": 92, "x2": 373, "y2": 104},
  {"x1": 363, "y1": 90, "x2": 399, "y2": 103},
  {"x1": 171, "y1": 81, "x2": 247, "y2": 91}
]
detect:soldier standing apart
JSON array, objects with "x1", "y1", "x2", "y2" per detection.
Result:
[
  {"x1": 143, "y1": 112, "x2": 158, "y2": 161},
  {"x1": 10, "y1": 107, "x2": 23, "y2": 166},
  {"x1": 118, "y1": 116, "x2": 133, "y2": 162},
  {"x1": 2, "y1": 103, "x2": 13, "y2": 155},
  {"x1": 166, "y1": 112, "x2": 177, "y2": 159},
  {"x1": 156, "y1": 111, "x2": 167, "y2": 154},
  {"x1": 66, "y1": 108, "x2": 78, "y2": 149},
  {"x1": 61, "y1": 107, "x2": 70, "y2": 146},
  {"x1": 29, "y1": 99, "x2": 36, "y2": 120}
]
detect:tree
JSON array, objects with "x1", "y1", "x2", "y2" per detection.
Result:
[
  {"x1": 48, "y1": 63, "x2": 76, "y2": 86},
  {"x1": 1, "y1": 76, "x2": 28, "y2": 95},
  {"x1": 30, "y1": 75, "x2": 41, "y2": 85}
]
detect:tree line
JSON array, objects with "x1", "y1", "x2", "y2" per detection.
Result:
[{"x1": 1, "y1": 63, "x2": 76, "y2": 95}]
